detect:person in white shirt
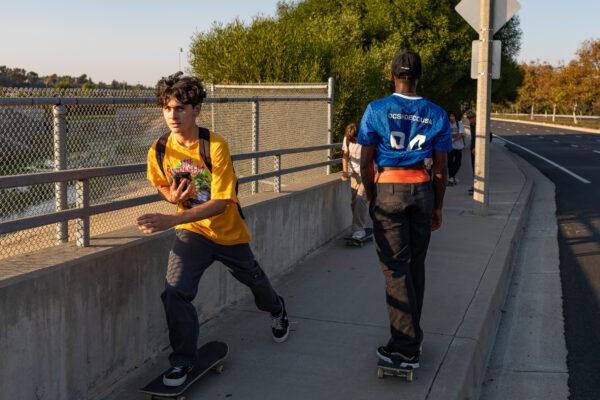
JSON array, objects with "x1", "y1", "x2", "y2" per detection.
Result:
[
  {"x1": 447, "y1": 112, "x2": 465, "y2": 186},
  {"x1": 341, "y1": 122, "x2": 368, "y2": 240}
]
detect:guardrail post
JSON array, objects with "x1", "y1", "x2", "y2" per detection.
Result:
[
  {"x1": 251, "y1": 101, "x2": 260, "y2": 194},
  {"x1": 75, "y1": 179, "x2": 90, "y2": 247},
  {"x1": 273, "y1": 155, "x2": 281, "y2": 193},
  {"x1": 209, "y1": 83, "x2": 216, "y2": 132},
  {"x1": 53, "y1": 104, "x2": 68, "y2": 243},
  {"x1": 326, "y1": 77, "x2": 334, "y2": 175}
]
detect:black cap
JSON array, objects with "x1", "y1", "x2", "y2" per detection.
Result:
[{"x1": 391, "y1": 50, "x2": 422, "y2": 79}]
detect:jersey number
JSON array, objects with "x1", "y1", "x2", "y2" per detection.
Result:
[
  {"x1": 390, "y1": 131, "x2": 406, "y2": 149},
  {"x1": 390, "y1": 132, "x2": 426, "y2": 151}
]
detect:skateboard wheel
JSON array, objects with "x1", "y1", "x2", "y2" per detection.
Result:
[
  {"x1": 213, "y1": 364, "x2": 224, "y2": 374},
  {"x1": 406, "y1": 371, "x2": 414, "y2": 382},
  {"x1": 377, "y1": 367, "x2": 384, "y2": 379}
]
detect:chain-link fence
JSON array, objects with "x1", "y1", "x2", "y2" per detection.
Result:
[{"x1": 0, "y1": 82, "x2": 334, "y2": 261}]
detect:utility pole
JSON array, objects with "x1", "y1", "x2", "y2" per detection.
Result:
[
  {"x1": 178, "y1": 48, "x2": 183, "y2": 72},
  {"x1": 473, "y1": 0, "x2": 493, "y2": 213},
  {"x1": 456, "y1": 0, "x2": 520, "y2": 214}
]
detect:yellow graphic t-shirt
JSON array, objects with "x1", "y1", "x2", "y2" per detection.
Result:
[{"x1": 146, "y1": 131, "x2": 251, "y2": 245}]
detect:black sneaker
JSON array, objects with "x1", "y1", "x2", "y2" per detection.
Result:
[
  {"x1": 377, "y1": 346, "x2": 420, "y2": 369},
  {"x1": 163, "y1": 365, "x2": 192, "y2": 387},
  {"x1": 271, "y1": 296, "x2": 290, "y2": 343}
]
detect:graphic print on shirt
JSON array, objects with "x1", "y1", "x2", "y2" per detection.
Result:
[{"x1": 168, "y1": 159, "x2": 212, "y2": 208}]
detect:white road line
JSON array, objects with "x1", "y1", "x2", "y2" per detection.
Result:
[
  {"x1": 576, "y1": 135, "x2": 582, "y2": 138},
  {"x1": 594, "y1": 150, "x2": 600, "y2": 155},
  {"x1": 553, "y1": 140, "x2": 560, "y2": 143},
  {"x1": 571, "y1": 144, "x2": 579, "y2": 148},
  {"x1": 494, "y1": 135, "x2": 591, "y2": 184}
]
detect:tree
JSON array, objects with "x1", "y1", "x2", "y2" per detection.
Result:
[
  {"x1": 0, "y1": 66, "x2": 149, "y2": 89},
  {"x1": 512, "y1": 38, "x2": 599, "y2": 121},
  {"x1": 189, "y1": 0, "x2": 522, "y2": 140}
]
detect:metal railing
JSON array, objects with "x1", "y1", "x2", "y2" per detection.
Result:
[
  {"x1": 0, "y1": 143, "x2": 341, "y2": 247},
  {"x1": 491, "y1": 112, "x2": 600, "y2": 121},
  {"x1": 0, "y1": 82, "x2": 336, "y2": 259}
]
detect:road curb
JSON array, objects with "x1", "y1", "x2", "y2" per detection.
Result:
[
  {"x1": 427, "y1": 143, "x2": 535, "y2": 400},
  {"x1": 492, "y1": 117, "x2": 600, "y2": 134}
]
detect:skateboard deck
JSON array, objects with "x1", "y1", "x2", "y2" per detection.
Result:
[
  {"x1": 344, "y1": 228, "x2": 373, "y2": 247},
  {"x1": 140, "y1": 341, "x2": 228, "y2": 400},
  {"x1": 376, "y1": 359, "x2": 414, "y2": 381}
]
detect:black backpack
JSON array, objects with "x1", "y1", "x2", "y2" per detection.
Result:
[{"x1": 154, "y1": 127, "x2": 244, "y2": 218}]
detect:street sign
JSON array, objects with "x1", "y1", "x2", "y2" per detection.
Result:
[
  {"x1": 471, "y1": 40, "x2": 502, "y2": 79},
  {"x1": 456, "y1": 0, "x2": 521, "y2": 34}
]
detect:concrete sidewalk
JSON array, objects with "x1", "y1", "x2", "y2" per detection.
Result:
[{"x1": 104, "y1": 142, "x2": 532, "y2": 400}]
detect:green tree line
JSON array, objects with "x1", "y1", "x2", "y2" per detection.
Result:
[
  {"x1": 0, "y1": 66, "x2": 148, "y2": 90},
  {"x1": 496, "y1": 39, "x2": 600, "y2": 122},
  {"x1": 189, "y1": 0, "x2": 523, "y2": 141}
]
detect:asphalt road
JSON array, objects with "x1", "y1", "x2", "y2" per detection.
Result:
[{"x1": 491, "y1": 120, "x2": 600, "y2": 400}]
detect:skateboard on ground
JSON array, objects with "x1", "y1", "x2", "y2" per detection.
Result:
[
  {"x1": 140, "y1": 341, "x2": 228, "y2": 400},
  {"x1": 376, "y1": 359, "x2": 414, "y2": 381},
  {"x1": 344, "y1": 228, "x2": 373, "y2": 247}
]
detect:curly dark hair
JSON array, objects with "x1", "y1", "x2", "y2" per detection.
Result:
[{"x1": 155, "y1": 71, "x2": 207, "y2": 107}]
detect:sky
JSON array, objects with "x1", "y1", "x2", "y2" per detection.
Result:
[{"x1": 1, "y1": 0, "x2": 598, "y2": 86}]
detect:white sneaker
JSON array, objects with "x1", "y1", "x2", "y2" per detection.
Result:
[
  {"x1": 454, "y1": 177, "x2": 460, "y2": 184},
  {"x1": 352, "y1": 229, "x2": 366, "y2": 240}
]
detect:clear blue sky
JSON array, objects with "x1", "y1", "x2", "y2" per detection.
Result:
[{"x1": 1, "y1": 0, "x2": 598, "y2": 86}]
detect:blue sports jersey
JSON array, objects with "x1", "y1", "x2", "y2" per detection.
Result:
[{"x1": 357, "y1": 93, "x2": 452, "y2": 167}]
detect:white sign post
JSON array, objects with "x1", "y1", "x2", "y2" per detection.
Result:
[{"x1": 456, "y1": 0, "x2": 520, "y2": 214}]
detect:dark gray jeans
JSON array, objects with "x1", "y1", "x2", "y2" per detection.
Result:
[
  {"x1": 161, "y1": 229, "x2": 282, "y2": 367},
  {"x1": 370, "y1": 181, "x2": 433, "y2": 357}
]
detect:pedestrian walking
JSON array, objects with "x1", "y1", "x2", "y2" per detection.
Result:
[
  {"x1": 342, "y1": 122, "x2": 369, "y2": 240},
  {"x1": 447, "y1": 111, "x2": 465, "y2": 186}
]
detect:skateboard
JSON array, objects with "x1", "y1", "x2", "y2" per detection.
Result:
[
  {"x1": 140, "y1": 341, "x2": 228, "y2": 400},
  {"x1": 344, "y1": 228, "x2": 373, "y2": 247},
  {"x1": 376, "y1": 359, "x2": 414, "y2": 381}
]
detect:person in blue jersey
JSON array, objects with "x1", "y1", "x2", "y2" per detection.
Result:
[{"x1": 358, "y1": 50, "x2": 452, "y2": 369}]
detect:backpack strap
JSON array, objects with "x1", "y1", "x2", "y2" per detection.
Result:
[
  {"x1": 155, "y1": 132, "x2": 171, "y2": 177},
  {"x1": 198, "y1": 127, "x2": 212, "y2": 173}
]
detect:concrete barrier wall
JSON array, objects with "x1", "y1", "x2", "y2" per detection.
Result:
[{"x1": 0, "y1": 174, "x2": 350, "y2": 400}]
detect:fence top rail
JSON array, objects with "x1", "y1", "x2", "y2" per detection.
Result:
[
  {"x1": 0, "y1": 96, "x2": 331, "y2": 106},
  {"x1": 213, "y1": 84, "x2": 328, "y2": 90},
  {"x1": 0, "y1": 143, "x2": 341, "y2": 189},
  {"x1": 492, "y1": 112, "x2": 600, "y2": 119}
]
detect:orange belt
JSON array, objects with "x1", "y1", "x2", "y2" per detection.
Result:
[{"x1": 376, "y1": 169, "x2": 430, "y2": 184}]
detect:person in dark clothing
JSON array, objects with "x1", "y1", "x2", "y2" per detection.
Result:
[{"x1": 358, "y1": 50, "x2": 451, "y2": 369}]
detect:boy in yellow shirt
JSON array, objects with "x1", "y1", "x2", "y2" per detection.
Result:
[{"x1": 137, "y1": 72, "x2": 289, "y2": 387}]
